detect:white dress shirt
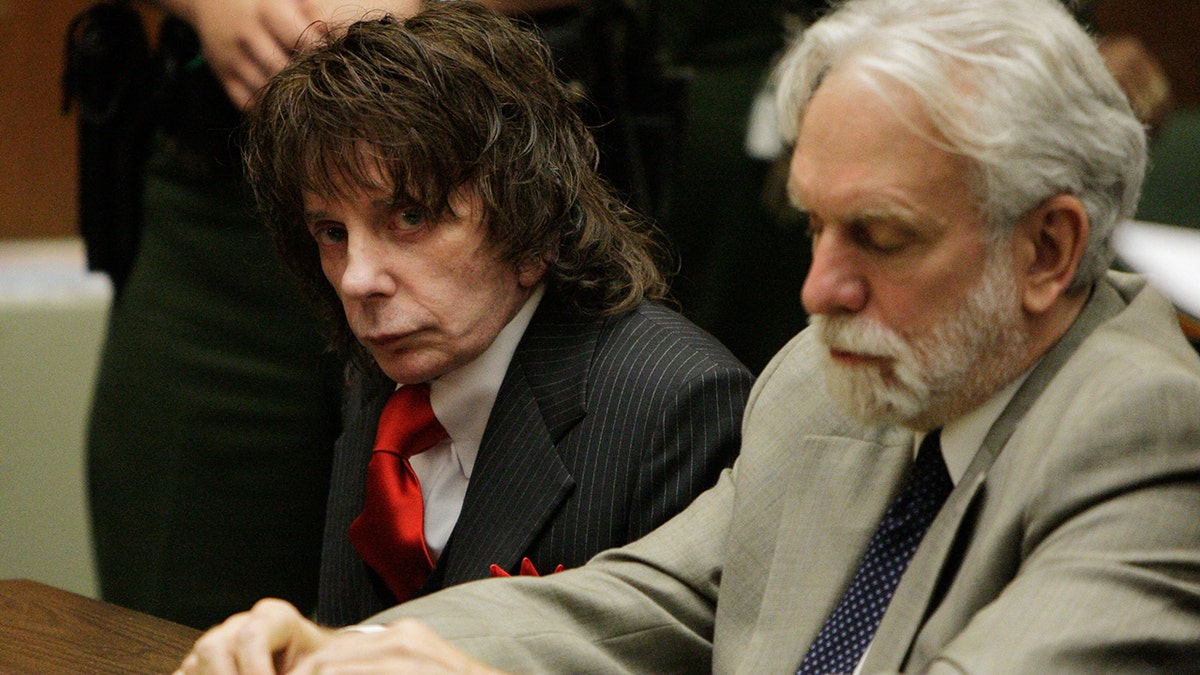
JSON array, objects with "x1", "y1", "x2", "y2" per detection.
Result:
[{"x1": 408, "y1": 284, "x2": 544, "y2": 560}]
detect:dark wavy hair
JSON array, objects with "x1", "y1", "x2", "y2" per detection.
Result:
[{"x1": 242, "y1": 1, "x2": 668, "y2": 365}]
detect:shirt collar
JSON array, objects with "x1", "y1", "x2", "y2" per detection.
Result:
[
  {"x1": 427, "y1": 284, "x2": 544, "y2": 480},
  {"x1": 918, "y1": 367, "x2": 1032, "y2": 485}
]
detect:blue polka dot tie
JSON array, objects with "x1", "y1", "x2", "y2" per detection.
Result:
[{"x1": 797, "y1": 431, "x2": 952, "y2": 675}]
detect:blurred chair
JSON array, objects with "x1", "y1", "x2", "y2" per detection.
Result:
[{"x1": 1113, "y1": 219, "x2": 1200, "y2": 349}]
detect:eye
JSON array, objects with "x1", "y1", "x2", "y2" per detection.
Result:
[
  {"x1": 392, "y1": 207, "x2": 426, "y2": 231},
  {"x1": 309, "y1": 221, "x2": 347, "y2": 246},
  {"x1": 849, "y1": 219, "x2": 913, "y2": 254}
]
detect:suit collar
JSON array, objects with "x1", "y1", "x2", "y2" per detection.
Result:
[{"x1": 508, "y1": 292, "x2": 600, "y2": 440}]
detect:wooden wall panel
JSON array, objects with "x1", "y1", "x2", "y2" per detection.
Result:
[{"x1": 0, "y1": 0, "x2": 94, "y2": 239}]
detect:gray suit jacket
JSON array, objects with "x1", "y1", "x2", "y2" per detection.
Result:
[
  {"x1": 317, "y1": 294, "x2": 753, "y2": 626},
  {"x1": 376, "y1": 272, "x2": 1200, "y2": 673}
]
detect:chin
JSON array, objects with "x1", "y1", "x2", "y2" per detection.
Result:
[
  {"x1": 824, "y1": 359, "x2": 930, "y2": 426},
  {"x1": 375, "y1": 354, "x2": 450, "y2": 386}
]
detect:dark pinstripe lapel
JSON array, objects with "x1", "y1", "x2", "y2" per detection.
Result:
[
  {"x1": 434, "y1": 295, "x2": 597, "y2": 586},
  {"x1": 317, "y1": 366, "x2": 399, "y2": 623}
]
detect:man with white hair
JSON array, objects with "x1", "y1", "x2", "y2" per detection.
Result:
[{"x1": 176, "y1": 0, "x2": 1200, "y2": 671}]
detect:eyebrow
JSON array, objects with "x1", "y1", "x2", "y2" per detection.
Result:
[
  {"x1": 302, "y1": 209, "x2": 329, "y2": 225},
  {"x1": 847, "y1": 206, "x2": 921, "y2": 226},
  {"x1": 302, "y1": 194, "x2": 400, "y2": 223},
  {"x1": 798, "y1": 200, "x2": 924, "y2": 232}
]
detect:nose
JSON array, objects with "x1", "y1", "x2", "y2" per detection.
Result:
[
  {"x1": 801, "y1": 230, "x2": 868, "y2": 316},
  {"x1": 336, "y1": 231, "x2": 396, "y2": 300}
]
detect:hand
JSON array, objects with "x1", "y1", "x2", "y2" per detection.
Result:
[
  {"x1": 285, "y1": 618, "x2": 508, "y2": 674},
  {"x1": 1097, "y1": 34, "x2": 1173, "y2": 132},
  {"x1": 174, "y1": 598, "x2": 334, "y2": 675},
  {"x1": 309, "y1": 0, "x2": 422, "y2": 25},
  {"x1": 175, "y1": 598, "x2": 507, "y2": 674},
  {"x1": 161, "y1": 0, "x2": 326, "y2": 109}
]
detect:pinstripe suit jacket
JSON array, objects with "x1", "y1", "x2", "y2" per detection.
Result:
[
  {"x1": 316, "y1": 294, "x2": 753, "y2": 625},
  {"x1": 374, "y1": 272, "x2": 1200, "y2": 673}
]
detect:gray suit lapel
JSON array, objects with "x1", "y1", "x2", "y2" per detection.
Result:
[
  {"x1": 738, "y1": 427, "x2": 913, "y2": 672},
  {"x1": 437, "y1": 296, "x2": 597, "y2": 584},
  {"x1": 866, "y1": 279, "x2": 1127, "y2": 670}
]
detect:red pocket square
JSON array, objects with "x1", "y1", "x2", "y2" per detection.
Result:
[{"x1": 489, "y1": 557, "x2": 565, "y2": 578}]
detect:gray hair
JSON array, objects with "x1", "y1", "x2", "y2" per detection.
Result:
[{"x1": 774, "y1": 0, "x2": 1147, "y2": 292}]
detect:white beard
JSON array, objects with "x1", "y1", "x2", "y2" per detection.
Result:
[{"x1": 812, "y1": 253, "x2": 1029, "y2": 429}]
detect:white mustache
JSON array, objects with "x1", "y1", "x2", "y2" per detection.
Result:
[{"x1": 811, "y1": 314, "x2": 914, "y2": 362}]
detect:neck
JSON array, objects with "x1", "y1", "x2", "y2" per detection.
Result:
[{"x1": 1019, "y1": 285, "x2": 1090, "y2": 374}]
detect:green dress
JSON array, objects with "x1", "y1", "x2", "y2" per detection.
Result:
[{"x1": 86, "y1": 49, "x2": 343, "y2": 629}]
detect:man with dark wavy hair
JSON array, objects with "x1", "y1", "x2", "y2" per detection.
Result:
[
  {"x1": 240, "y1": 1, "x2": 752, "y2": 626},
  {"x1": 179, "y1": 0, "x2": 1200, "y2": 672}
]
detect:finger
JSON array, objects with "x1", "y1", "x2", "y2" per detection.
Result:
[
  {"x1": 299, "y1": 620, "x2": 501, "y2": 674},
  {"x1": 231, "y1": 599, "x2": 317, "y2": 675},
  {"x1": 286, "y1": 626, "x2": 420, "y2": 675},
  {"x1": 261, "y1": 0, "x2": 322, "y2": 54},
  {"x1": 173, "y1": 651, "x2": 200, "y2": 675},
  {"x1": 185, "y1": 613, "x2": 254, "y2": 675},
  {"x1": 236, "y1": 32, "x2": 290, "y2": 90},
  {"x1": 292, "y1": 18, "x2": 329, "y2": 52},
  {"x1": 217, "y1": 71, "x2": 258, "y2": 110},
  {"x1": 293, "y1": 0, "x2": 328, "y2": 45}
]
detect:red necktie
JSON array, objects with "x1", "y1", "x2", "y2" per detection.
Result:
[{"x1": 348, "y1": 383, "x2": 448, "y2": 603}]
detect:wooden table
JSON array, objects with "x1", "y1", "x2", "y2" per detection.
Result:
[{"x1": 0, "y1": 578, "x2": 201, "y2": 674}]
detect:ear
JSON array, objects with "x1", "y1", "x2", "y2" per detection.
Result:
[
  {"x1": 1013, "y1": 194, "x2": 1089, "y2": 315},
  {"x1": 517, "y1": 255, "x2": 548, "y2": 288}
]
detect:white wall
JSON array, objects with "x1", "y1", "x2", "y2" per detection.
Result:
[{"x1": 0, "y1": 238, "x2": 110, "y2": 597}]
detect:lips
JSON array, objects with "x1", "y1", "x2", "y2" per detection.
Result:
[
  {"x1": 828, "y1": 347, "x2": 891, "y2": 367},
  {"x1": 359, "y1": 329, "x2": 422, "y2": 351}
]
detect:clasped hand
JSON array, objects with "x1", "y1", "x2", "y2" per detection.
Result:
[
  {"x1": 161, "y1": 0, "x2": 422, "y2": 108},
  {"x1": 174, "y1": 598, "x2": 501, "y2": 674}
]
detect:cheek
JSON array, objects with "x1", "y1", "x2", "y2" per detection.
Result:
[
  {"x1": 318, "y1": 250, "x2": 344, "y2": 287},
  {"x1": 446, "y1": 278, "x2": 527, "y2": 344},
  {"x1": 872, "y1": 285, "x2": 950, "y2": 342},
  {"x1": 885, "y1": 272, "x2": 985, "y2": 341}
]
